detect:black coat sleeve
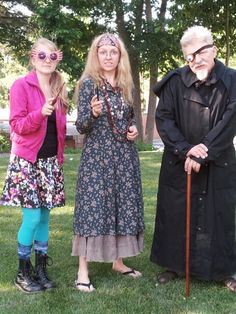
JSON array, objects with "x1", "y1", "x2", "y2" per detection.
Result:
[
  {"x1": 202, "y1": 99, "x2": 236, "y2": 160},
  {"x1": 155, "y1": 77, "x2": 193, "y2": 159}
]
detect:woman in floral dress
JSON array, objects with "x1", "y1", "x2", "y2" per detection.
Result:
[
  {"x1": 72, "y1": 33, "x2": 144, "y2": 292},
  {"x1": 0, "y1": 38, "x2": 68, "y2": 293}
]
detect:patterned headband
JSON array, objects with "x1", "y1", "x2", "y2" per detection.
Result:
[{"x1": 97, "y1": 34, "x2": 120, "y2": 50}]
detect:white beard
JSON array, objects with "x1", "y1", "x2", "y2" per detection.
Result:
[{"x1": 196, "y1": 69, "x2": 208, "y2": 81}]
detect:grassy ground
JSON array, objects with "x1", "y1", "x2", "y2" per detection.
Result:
[{"x1": 0, "y1": 151, "x2": 236, "y2": 314}]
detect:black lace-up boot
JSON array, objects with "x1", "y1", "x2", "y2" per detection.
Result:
[
  {"x1": 35, "y1": 252, "x2": 56, "y2": 289},
  {"x1": 15, "y1": 259, "x2": 44, "y2": 293}
]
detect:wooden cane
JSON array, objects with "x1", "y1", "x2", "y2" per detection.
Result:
[{"x1": 186, "y1": 172, "x2": 191, "y2": 298}]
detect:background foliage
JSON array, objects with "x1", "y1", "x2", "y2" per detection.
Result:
[{"x1": 1, "y1": 0, "x2": 236, "y2": 142}]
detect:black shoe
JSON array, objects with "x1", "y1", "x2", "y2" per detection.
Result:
[
  {"x1": 225, "y1": 278, "x2": 236, "y2": 292},
  {"x1": 15, "y1": 259, "x2": 44, "y2": 293},
  {"x1": 157, "y1": 270, "x2": 178, "y2": 284},
  {"x1": 35, "y1": 252, "x2": 56, "y2": 289}
]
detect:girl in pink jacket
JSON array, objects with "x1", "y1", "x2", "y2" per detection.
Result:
[{"x1": 0, "y1": 38, "x2": 68, "y2": 293}]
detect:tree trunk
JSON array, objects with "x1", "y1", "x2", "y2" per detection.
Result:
[
  {"x1": 144, "y1": 63, "x2": 157, "y2": 143},
  {"x1": 144, "y1": 0, "x2": 168, "y2": 144},
  {"x1": 115, "y1": 0, "x2": 144, "y2": 140},
  {"x1": 130, "y1": 55, "x2": 143, "y2": 141},
  {"x1": 225, "y1": 0, "x2": 230, "y2": 66}
]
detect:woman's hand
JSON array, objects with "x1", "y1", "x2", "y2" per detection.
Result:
[
  {"x1": 41, "y1": 98, "x2": 55, "y2": 117},
  {"x1": 91, "y1": 95, "x2": 103, "y2": 117},
  {"x1": 127, "y1": 125, "x2": 138, "y2": 141}
]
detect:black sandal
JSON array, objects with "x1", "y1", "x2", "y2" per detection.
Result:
[
  {"x1": 121, "y1": 269, "x2": 142, "y2": 278},
  {"x1": 122, "y1": 269, "x2": 136, "y2": 275},
  {"x1": 75, "y1": 281, "x2": 95, "y2": 292}
]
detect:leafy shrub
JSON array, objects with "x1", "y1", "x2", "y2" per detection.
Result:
[
  {"x1": 135, "y1": 140, "x2": 153, "y2": 151},
  {"x1": 0, "y1": 130, "x2": 10, "y2": 153}
]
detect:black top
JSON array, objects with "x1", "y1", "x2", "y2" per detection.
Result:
[{"x1": 37, "y1": 110, "x2": 58, "y2": 159}]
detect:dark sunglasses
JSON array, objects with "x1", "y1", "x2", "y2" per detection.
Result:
[
  {"x1": 185, "y1": 44, "x2": 213, "y2": 63},
  {"x1": 31, "y1": 49, "x2": 63, "y2": 62}
]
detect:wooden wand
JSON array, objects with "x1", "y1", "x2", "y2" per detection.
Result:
[{"x1": 186, "y1": 172, "x2": 191, "y2": 298}]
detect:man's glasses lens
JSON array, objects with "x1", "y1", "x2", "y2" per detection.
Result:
[
  {"x1": 185, "y1": 44, "x2": 213, "y2": 63},
  {"x1": 186, "y1": 55, "x2": 194, "y2": 63}
]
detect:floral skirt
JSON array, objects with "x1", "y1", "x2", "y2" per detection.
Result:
[
  {"x1": 0, "y1": 154, "x2": 65, "y2": 209},
  {"x1": 71, "y1": 232, "x2": 144, "y2": 262}
]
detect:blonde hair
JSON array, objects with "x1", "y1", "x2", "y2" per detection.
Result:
[
  {"x1": 30, "y1": 37, "x2": 68, "y2": 111},
  {"x1": 180, "y1": 26, "x2": 213, "y2": 52},
  {"x1": 76, "y1": 33, "x2": 134, "y2": 105}
]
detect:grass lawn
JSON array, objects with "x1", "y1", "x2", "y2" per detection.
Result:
[{"x1": 0, "y1": 151, "x2": 236, "y2": 314}]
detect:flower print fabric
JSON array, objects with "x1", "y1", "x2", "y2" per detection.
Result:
[
  {"x1": 73, "y1": 77, "x2": 144, "y2": 238},
  {"x1": 1, "y1": 155, "x2": 65, "y2": 209}
]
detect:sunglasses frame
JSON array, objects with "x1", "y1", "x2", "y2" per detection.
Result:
[{"x1": 31, "y1": 49, "x2": 63, "y2": 62}]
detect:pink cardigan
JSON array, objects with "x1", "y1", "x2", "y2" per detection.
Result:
[{"x1": 9, "y1": 71, "x2": 66, "y2": 164}]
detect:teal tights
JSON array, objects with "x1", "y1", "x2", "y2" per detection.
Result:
[{"x1": 18, "y1": 207, "x2": 50, "y2": 246}]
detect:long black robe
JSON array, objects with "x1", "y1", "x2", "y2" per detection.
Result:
[{"x1": 150, "y1": 60, "x2": 236, "y2": 281}]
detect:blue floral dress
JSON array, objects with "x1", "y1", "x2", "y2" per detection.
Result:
[{"x1": 72, "y1": 78, "x2": 144, "y2": 262}]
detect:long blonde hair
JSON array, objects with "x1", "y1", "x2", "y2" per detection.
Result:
[
  {"x1": 76, "y1": 33, "x2": 134, "y2": 105},
  {"x1": 30, "y1": 37, "x2": 68, "y2": 111}
]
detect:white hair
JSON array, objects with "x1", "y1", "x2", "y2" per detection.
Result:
[{"x1": 180, "y1": 26, "x2": 213, "y2": 51}]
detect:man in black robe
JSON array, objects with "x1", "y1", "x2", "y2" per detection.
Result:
[{"x1": 150, "y1": 25, "x2": 236, "y2": 292}]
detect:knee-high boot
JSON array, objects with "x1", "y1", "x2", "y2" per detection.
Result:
[
  {"x1": 15, "y1": 259, "x2": 44, "y2": 293},
  {"x1": 35, "y1": 252, "x2": 56, "y2": 289}
]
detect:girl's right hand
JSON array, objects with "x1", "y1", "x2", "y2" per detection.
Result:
[
  {"x1": 41, "y1": 98, "x2": 55, "y2": 116},
  {"x1": 90, "y1": 95, "x2": 103, "y2": 117}
]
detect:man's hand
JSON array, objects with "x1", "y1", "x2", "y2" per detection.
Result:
[
  {"x1": 185, "y1": 156, "x2": 201, "y2": 174},
  {"x1": 187, "y1": 143, "x2": 208, "y2": 159}
]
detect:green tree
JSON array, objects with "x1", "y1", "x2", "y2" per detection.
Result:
[
  {"x1": 1, "y1": 0, "x2": 176, "y2": 142},
  {"x1": 0, "y1": 1, "x2": 32, "y2": 60},
  {"x1": 0, "y1": 44, "x2": 27, "y2": 108},
  {"x1": 0, "y1": 0, "x2": 177, "y2": 142},
  {"x1": 2, "y1": 1, "x2": 236, "y2": 142},
  {"x1": 170, "y1": 0, "x2": 236, "y2": 66}
]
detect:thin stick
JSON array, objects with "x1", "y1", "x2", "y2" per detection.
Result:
[
  {"x1": 186, "y1": 172, "x2": 191, "y2": 298},
  {"x1": 51, "y1": 82, "x2": 65, "y2": 106}
]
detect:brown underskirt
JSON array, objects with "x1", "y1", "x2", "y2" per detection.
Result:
[{"x1": 71, "y1": 232, "x2": 144, "y2": 262}]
